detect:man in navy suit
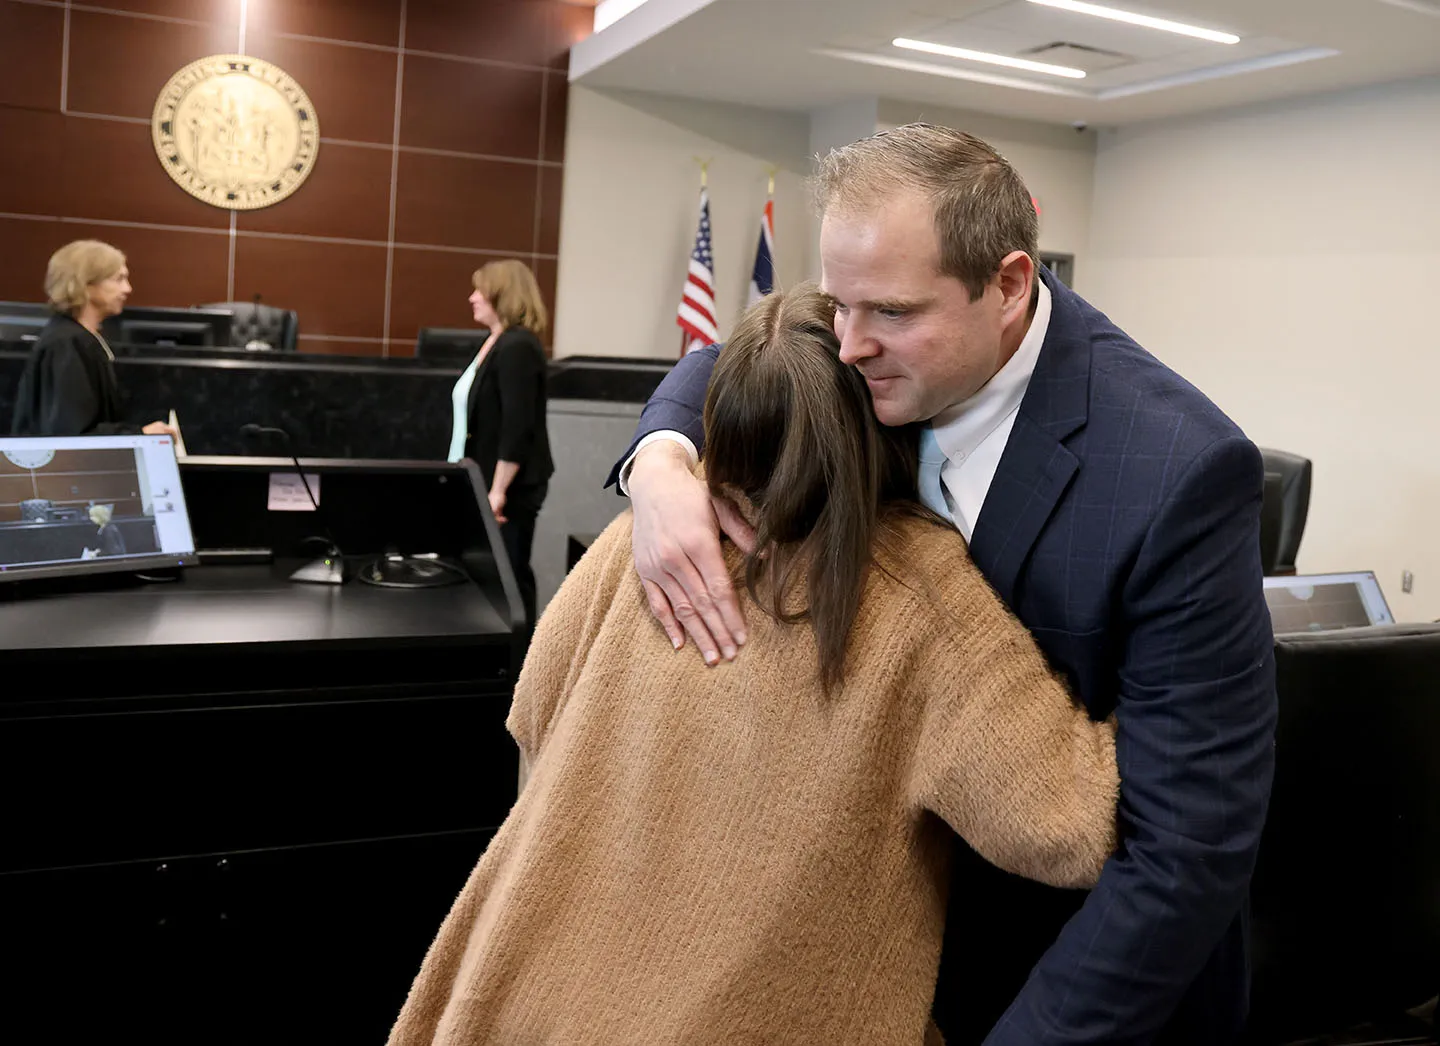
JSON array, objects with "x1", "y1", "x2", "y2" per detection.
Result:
[{"x1": 607, "y1": 124, "x2": 1276, "y2": 1044}]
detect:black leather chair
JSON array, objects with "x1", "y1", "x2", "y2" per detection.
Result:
[
  {"x1": 1248, "y1": 624, "x2": 1440, "y2": 1044},
  {"x1": 203, "y1": 301, "x2": 299, "y2": 351},
  {"x1": 415, "y1": 327, "x2": 488, "y2": 364},
  {"x1": 1259, "y1": 448, "x2": 1312, "y2": 575}
]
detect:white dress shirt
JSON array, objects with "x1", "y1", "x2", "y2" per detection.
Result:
[
  {"x1": 924, "y1": 278, "x2": 1051, "y2": 541},
  {"x1": 619, "y1": 279, "x2": 1052, "y2": 538}
]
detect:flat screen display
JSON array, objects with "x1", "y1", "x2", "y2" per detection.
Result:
[
  {"x1": 0, "y1": 435, "x2": 198, "y2": 582},
  {"x1": 1263, "y1": 571, "x2": 1395, "y2": 634}
]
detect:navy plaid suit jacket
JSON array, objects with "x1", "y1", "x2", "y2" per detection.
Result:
[{"x1": 606, "y1": 267, "x2": 1278, "y2": 1045}]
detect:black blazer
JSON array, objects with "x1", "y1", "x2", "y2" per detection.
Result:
[
  {"x1": 10, "y1": 314, "x2": 139, "y2": 436},
  {"x1": 462, "y1": 327, "x2": 553, "y2": 512}
]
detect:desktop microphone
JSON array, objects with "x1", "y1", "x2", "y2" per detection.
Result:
[{"x1": 238, "y1": 423, "x2": 347, "y2": 584}]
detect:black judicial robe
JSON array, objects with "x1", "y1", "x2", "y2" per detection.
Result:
[{"x1": 10, "y1": 314, "x2": 140, "y2": 436}]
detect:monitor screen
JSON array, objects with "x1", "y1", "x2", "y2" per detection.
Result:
[
  {"x1": 105, "y1": 307, "x2": 234, "y2": 349},
  {"x1": 0, "y1": 435, "x2": 198, "y2": 582},
  {"x1": 1263, "y1": 571, "x2": 1395, "y2": 634}
]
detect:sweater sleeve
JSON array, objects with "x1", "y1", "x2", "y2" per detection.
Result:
[
  {"x1": 491, "y1": 331, "x2": 545, "y2": 464},
  {"x1": 506, "y1": 512, "x2": 634, "y2": 765},
  {"x1": 909, "y1": 561, "x2": 1120, "y2": 890}
]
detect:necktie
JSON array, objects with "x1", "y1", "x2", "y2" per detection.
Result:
[{"x1": 917, "y1": 426, "x2": 954, "y2": 523}]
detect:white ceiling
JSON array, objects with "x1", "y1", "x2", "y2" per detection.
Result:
[{"x1": 572, "y1": 0, "x2": 1440, "y2": 126}]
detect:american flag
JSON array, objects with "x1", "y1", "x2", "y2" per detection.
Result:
[
  {"x1": 746, "y1": 195, "x2": 775, "y2": 306},
  {"x1": 677, "y1": 187, "x2": 719, "y2": 357}
]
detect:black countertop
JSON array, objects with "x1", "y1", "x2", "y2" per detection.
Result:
[
  {"x1": 0, "y1": 561, "x2": 510, "y2": 654},
  {"x1": 0, "y1": 341, "x2": 671, "y2": 458}
]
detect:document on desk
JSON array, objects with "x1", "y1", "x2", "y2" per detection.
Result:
[
  {"x1": 169, "y1": 409, "x2": 187, "y2": 457},
  {"x1": 267, "y1": 472, "x2": 321, "y2": 511}
]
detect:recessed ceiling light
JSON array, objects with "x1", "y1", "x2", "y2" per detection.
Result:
[
  {"x1": 593, "y1": 0, "x2": 652, "y2": 34},
  {"x1": 1025, "y1": 0, "x2": 1240, "y2": 44},
  {"x1": 893, "y1": 37, "x2": 1087, "y2": 78}
]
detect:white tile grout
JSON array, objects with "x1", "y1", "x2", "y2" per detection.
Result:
[
  {"x1": 402, "y1": 46, "x2": 556, "y2": 75},
  {"x1": 44, "y1": 110, "x2": 560, "y2": 168},
  {"x1": 0, "y1": 211, "x2": 229, "y2": 235},
  {"x1": 224, "y1": 1, "x2": 247, "y2": 302},
  {"x1": 227, "y1": 212, "x2": 237, "y2": 300},
  {"x1": 532, "y1": 69, "x2": 549, "y2": 256},
  {"x1": 372, "y1": 142, "x2": 563, "y2": 167},
  {"x1": 239, "y1": 229, "x2": 389, "y2": 248},
  {"x1": 393, "y1": 241, "x2": 556, "y2": 258},
  {"x1": 71, "y1": 2, "x2": 208, "y2": 28},
  {"x1": 381, "y1": 0, "x2": 408, "y2": 358},
  {"x1": 65, "y1": 110, "x2": 148, "y2": 125},
  {"x1": 59, "y1": 0, "x2": 70, "y2": 113},
  {"x1": 1, "y1": 210, "x2": 559, "y2": 258}
]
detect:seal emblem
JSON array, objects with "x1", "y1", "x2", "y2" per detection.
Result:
[{"x1": 152, "y1": 54, "x2": 320, "y2": 211}]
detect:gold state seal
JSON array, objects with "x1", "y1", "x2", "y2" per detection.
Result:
[{"x1": 152, "y1": 54, "x2": 320, "y2": 211}]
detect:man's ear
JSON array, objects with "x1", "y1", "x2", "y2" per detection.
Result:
[{"x1": 995, "y1": 250, "x2": 1036, "y2": 325}]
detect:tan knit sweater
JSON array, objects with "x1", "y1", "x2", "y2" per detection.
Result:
[{"x1": 388, "y1": 513, "x2": 1118, "y2": 1046}]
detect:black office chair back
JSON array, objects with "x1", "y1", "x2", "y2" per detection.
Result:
[
  {"x1": 1249, "y1": 624, "x2": 1440, "y2": 1042},
  {"x1": 1259, "y1": 448, "x2": 1312, "y2": 574},
  {"x1": 415, "y1": 327, "x2": 489, "y2": 364},
  {"x1": 203, "y1": 301, "x2": 299, "y2": 351}
]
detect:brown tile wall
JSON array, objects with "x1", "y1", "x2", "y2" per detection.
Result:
[{"x1": 0, "y1": 0, "x2": 591, "y2": 355}]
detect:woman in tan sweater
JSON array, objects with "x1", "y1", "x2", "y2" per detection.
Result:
[{"x1": 388, "y1": 285, "x2": 1119, "y2": 1046}]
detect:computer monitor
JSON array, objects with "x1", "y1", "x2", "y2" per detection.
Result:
[
  {"x1": 0, "y1": 301, "x2": 53, "y2": 343},
  {"x1": 1263, "y1": 571, "x2": 1395, "y2": 635},
  {"x1": 0, "y1": 434, "x2": 198, "y2": 582},
  {"x1": 415, "y1": 327, "x2": 489, "y2": 364},
  {"x1": 107, "y1": 307, "x2": 234, "y2": 349},
  {"x1": 0, "y1": 315, "x2": 49, "y2": 342}
]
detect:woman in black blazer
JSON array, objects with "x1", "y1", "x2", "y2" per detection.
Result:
[
  {"x1": 447, "y1": 259, "x2": 553, "y2": 625},
  {"x1": 11, "y1": 239, "x2": 176, "y2": 439}
]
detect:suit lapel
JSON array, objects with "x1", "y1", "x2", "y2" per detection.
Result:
[{"x1": 968, "y1": 268, "x2": 1091, "y2": 606}]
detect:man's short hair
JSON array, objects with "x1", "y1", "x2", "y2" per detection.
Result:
[
  {"x1": 45, "y1": 239, "x2": 126, "y2": 315},
  {"x1": 813, "y1": 123, "x2": 1039, "y2": 301}
]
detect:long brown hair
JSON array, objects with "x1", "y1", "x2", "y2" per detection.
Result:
[{"x1": 703, "y1": 282, "x2": 932, "y2": 692}]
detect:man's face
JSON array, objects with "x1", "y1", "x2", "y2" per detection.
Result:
[{"x1": 820, "y1": 191, "x2": 1012, "y2": 426}]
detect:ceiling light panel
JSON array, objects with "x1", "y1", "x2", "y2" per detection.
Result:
[
  {"x1": 1025, "y1": 0, "x2": 1240, "y2": 44},
  {"x1": 892, "y1": 36, "x2": 1088, "y2": 78}
]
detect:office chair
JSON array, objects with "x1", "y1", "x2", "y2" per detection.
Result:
[
  {"x1": 415, "y1": 327, "x2": 489, "y2": 364},
  {"x1": 1247, "y1": 623, "x2": 1440, "y2": 1044},
  {"x1": 203, "y1": 301, "x2": 299, "y2": 351},
  {"x1": 1259, "y1": 448, "x2": 1312, "y2": 575}
]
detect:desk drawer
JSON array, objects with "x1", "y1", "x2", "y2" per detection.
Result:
[
  {"x1": 3, "y1": 687, "x2": 518, "y2": 872},
  {"x1": 6, "y1": 828, "x2": 490, "y2": 1044}
]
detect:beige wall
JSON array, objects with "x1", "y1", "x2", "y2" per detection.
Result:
[
  {"x1": 554, "y1": 90, "x2": 1101, "y2": 361},
  {"x1": 552, "y1": 87, "x2": 812, "y2": 359},
  {"x1": 1084, "y1": 77, "x2": 1440, "y2": 621}
]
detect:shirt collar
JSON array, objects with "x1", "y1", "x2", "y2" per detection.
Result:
[{"x1": 928, "y1": 277, "x2": 1052, "y2": 462}]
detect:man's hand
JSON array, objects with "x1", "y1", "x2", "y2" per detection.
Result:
[
  {"x1": 628, "y1": 440, "x2": 754, "y2": 664},
  {"x1": 142, "y1": 420, "x2": 180, "y2": 441}
]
